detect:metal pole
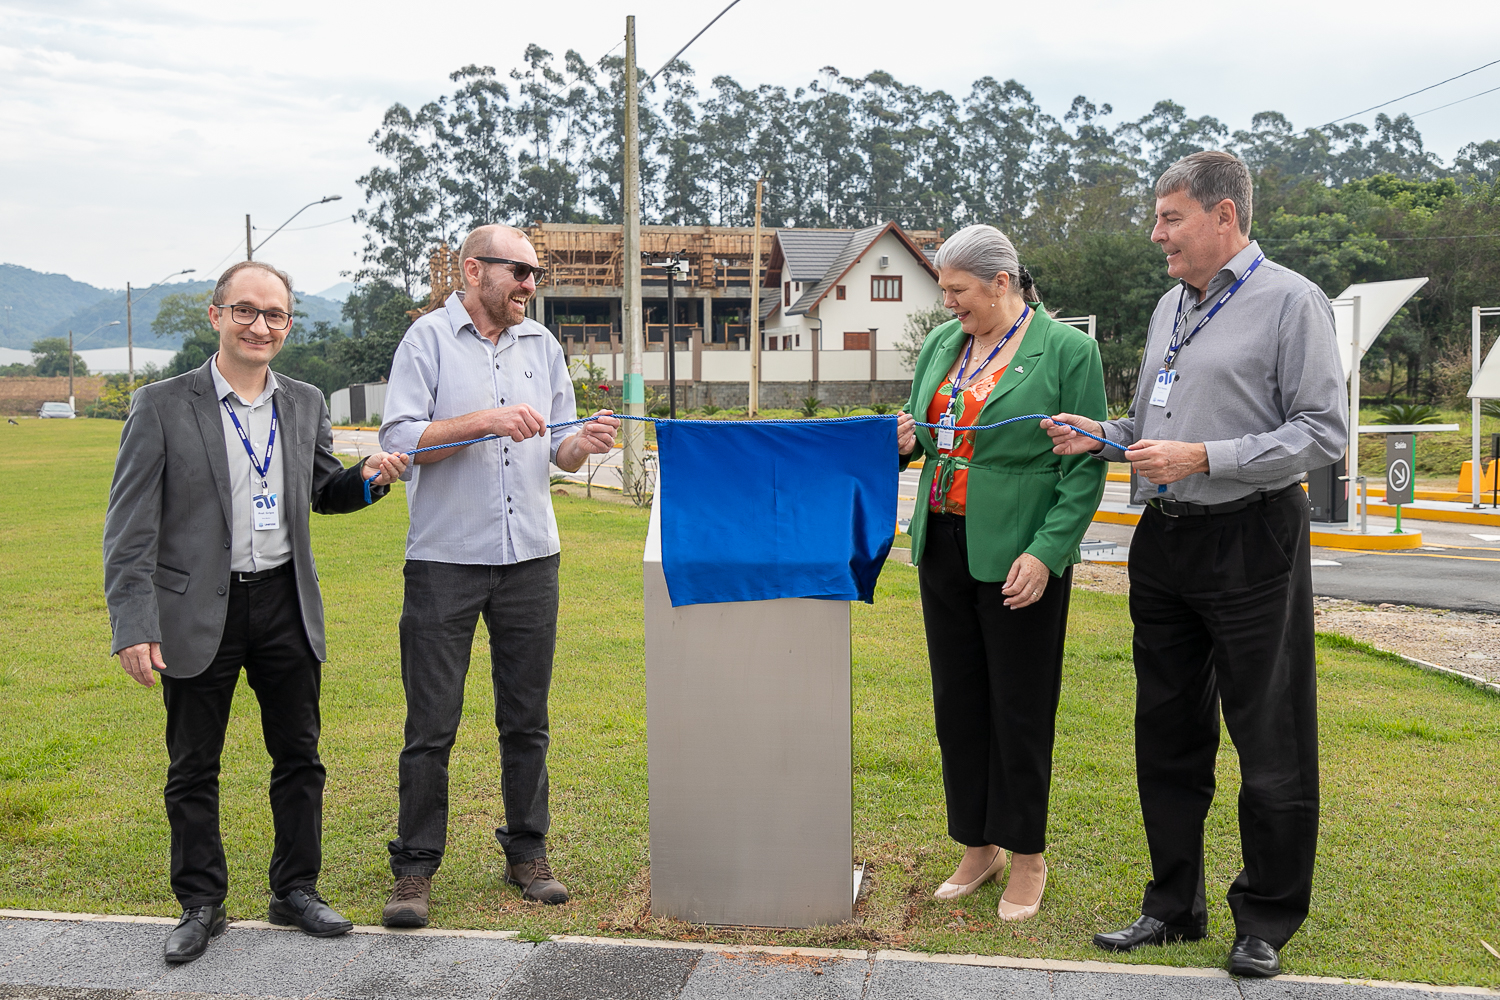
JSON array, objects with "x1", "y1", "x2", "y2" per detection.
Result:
[
  {"x1": 1474, "y1": 306, "x2": 1483, "y2": 509},
  {"x1": 246, "y1": 214, "x2": 254, "y2": 261},
  {"x1": 68, "y1": 330, "x2": 74, "y2": 409},
  {"x1": 1348, "y1": 296, "x2": 1361, "y2": 530},
  {"x1": 126, "y1": 282, "x2": 135, "y2": 385},
  {"x1": 667, "y1": 260, "x2": 678, "y2": 419},
  {"x1": 748, "y1": 177, "x2": 764, "y2": 416},
  {"x1": 621, "y1": 15, "x2": 645, "y2": 492}
]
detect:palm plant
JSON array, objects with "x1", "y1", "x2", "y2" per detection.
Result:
[
  {"x1": 869, "y1": 402, "x2": 894, "y2": 415},
  {"x1": 1377, "y1": 402, "x2": 1443, "y2": 425},
  {"x1": 831, "y1": 404, "x2": 866, "y2": 417},
  {"x1": 799, "y1": 396, "x2": 824, "y2": 418},
  {"x1": 701, "y1": 404, "x2": 721, "y2": 416},
  {"x1": 1482, "y1": 399, "x2": 1500, "y2": 420}
]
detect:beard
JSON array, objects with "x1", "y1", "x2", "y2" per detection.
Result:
[{"x1": 478, "y1": 270, "x2": 529, "y2": 329}]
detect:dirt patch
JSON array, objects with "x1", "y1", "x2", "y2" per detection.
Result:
[
  {"x1": 1314, "y1": 597, "x2": 1500, "y2": 686},
  {"x1": 1072, "y1": 562, "x2": 1129, "y2": 595},
  {"x1": 0, "y1": 376, "x2": 105, "y2": 415}
]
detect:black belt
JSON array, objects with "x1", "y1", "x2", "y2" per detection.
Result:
[
  {"x1": 1146, "y1": 483, "x2": 1300, "y2": 518},
  {"x1": 231, "y1": 561, "x2": 294, "y2": 584}
]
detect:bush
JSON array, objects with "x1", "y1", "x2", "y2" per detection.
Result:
[{"x1": 799, "y1": 396, "x2": 823, "y2": 418}]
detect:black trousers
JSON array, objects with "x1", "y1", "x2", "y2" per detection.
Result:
[
  {"x1": 388, "y1": 556, "x2": 559, "y2": 875},
  {"x1": 1129, "y1": 487, "x2": 1319, "y2": 948},
  {"x1": 160, "y1": 570, "x2": 325, "y2": 908},
  {"x1": 918, "y1": 513, "x2": 1072, "y2": 855}
]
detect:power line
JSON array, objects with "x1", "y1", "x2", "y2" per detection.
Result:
[
  {"x1": 647, "y1": 0, "x2": 744, "y2": 85},
  {"x1": 253, "y1": 214, "x2": 356, "y2": 233},
  {"x1": 1410, "y1": 82, "x2": 1500, "y2": 119},
  {"x1": 1317, "y1": 57, "x2": 1500, "y2": 128}
]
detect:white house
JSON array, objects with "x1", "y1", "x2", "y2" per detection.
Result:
[{"x1": 760, "y1": 222, "x2": 943, "y2": 361}]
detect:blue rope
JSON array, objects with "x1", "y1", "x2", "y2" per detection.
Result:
[{"x1": 360, "y1": 412, "x2": 1113, "y2": 503}]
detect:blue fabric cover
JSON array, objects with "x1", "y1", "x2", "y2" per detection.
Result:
[{"x1": 657, "y1": 418, "x2": 898, "y2": 607}]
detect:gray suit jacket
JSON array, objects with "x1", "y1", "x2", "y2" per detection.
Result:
[{"x1": 103, "y1": 358, "x2": 387, "y2": 678}]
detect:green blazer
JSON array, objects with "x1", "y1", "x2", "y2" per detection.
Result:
[{"x1": 902, "y1": 307, "x2": 1108, "y2": 581}]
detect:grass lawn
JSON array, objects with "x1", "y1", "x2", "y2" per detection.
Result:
[{"x1": 1, "y1": 418, "x2": 1497, "y2": 986}]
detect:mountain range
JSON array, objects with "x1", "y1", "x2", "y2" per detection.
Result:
[{"x1": 0, "y1": 263, "x2": 349, "y2": 351}]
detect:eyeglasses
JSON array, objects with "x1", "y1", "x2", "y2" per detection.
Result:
[
  {"x1": 218, "y1": 304, "x2": 292, "y2": 331},
  {"x1": 471, "y1": 256, "x2": 548, "y2": 283}
]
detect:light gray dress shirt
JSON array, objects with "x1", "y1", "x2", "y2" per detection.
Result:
[
  {"x1": 210, "y1": 355, "x2": 291, "y2": 572},
  {"x1": 1097, "y1": 241, "x2": 1348, "y2": 505},
  {"x1": 380, "y1": 292, "x2": 581, "y2": 565}
]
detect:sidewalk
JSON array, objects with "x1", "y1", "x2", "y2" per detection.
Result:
[{"x1": 1, "y1": 911, "x2": 1492, "y2": 999}]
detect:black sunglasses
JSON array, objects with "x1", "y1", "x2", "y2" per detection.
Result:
[{"x1": 471, "y1": 256, "x2": 548, "y2": 283}]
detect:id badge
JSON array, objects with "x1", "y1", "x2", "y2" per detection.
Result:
[
  {"x1": 936, "y1": 412, "x2": 956, "y2": 452},
  {"x1": 1149, "y1": 368, "x2": 1175, "y2": 407},
  {"x1": 253, "y1": 492, "x2": 280, "y2": 531}
]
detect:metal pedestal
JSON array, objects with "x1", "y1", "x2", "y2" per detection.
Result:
[{"x1": 643, "y1": 498, "x2": 853, "y2": 928}]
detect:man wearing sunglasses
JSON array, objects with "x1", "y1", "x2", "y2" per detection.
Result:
[
  {"x1": 378, "y1": 224, "x2": 619, "y2": 926},
  {"x1": 103, "y1": 260, "x2": 410, "y2": 964}
]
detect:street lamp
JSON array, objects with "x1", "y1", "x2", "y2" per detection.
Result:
[
  {"x1": 248, "y1": 195, "x2": 343, "y2": 259},
  {"x1": 69, "y1": 320, "x2": 120, "y2": 409},
  {"x1": 644, "y1": 250, "x2": 691, "y2": 419},
  {"x1": 127, "y1": 268, "x2": 196, "y2": 383}
]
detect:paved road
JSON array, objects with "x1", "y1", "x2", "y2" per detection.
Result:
[
  {"x1": 1, "y1": 915, "x2": 1488, "y2": 1000},
  {"x1": 336, "y1": 432, "x2": 1500, "y2": 614}
]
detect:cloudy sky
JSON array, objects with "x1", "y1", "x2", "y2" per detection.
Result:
[{"x1": 2, "y1": 0, "x2": 1497, "y2": 297}]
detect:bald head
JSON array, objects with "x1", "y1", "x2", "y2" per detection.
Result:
[{"x1": 460, "y1": 224, "x2": 530, "y2": 263}]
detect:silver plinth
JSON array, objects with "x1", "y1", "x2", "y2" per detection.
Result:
[{"x1": 643, "y1": 497, "x2": 853, "y2": 928}]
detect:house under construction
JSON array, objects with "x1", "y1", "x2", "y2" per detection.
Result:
[{"x1": 417, "y1": 221, "x2": 948, "y2": 407}]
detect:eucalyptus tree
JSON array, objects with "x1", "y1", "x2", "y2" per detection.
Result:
[
  {"x1": 445, "y1": 65, "x2": 513, "y2": 232},
  {"x1": 355, "y1": 103, "x2": 439, "y2": 296}
]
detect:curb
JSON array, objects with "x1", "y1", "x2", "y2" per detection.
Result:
[
  {"x1": 1, "y1": 909, "x2": 1495, "y2": 994},
  {"x1": 1389, "y1": 655, "x2": 1500, "y2": 696}
]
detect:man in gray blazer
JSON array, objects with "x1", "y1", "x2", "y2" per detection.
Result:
[{"x1": 103, "y1": 260, "x2": 408, "y2": 964}]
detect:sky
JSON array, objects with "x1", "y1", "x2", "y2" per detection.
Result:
[{"x1": 2, "y1": 0, "x2": 1498, "y2": 298}]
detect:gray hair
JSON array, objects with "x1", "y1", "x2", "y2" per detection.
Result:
[
  {"x1": 214, "y1": 261, "x2": 295, "y2": 310},
  {"x1": 933, "y1": 224, "x2": 1038, "y2": 300},
  {"x1": 1155, "y1": 150, "x2": 1253, "y2": 236}
]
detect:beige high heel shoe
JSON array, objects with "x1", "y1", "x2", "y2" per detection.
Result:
[
  {"x1": 934, "y1": 846, "x2": 1007, "y2": 900},
  {"x1": 997, "y1": 856, "x2": 1047, "y2": 921}
]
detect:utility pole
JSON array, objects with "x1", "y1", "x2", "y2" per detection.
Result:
[
  {"x1": 68, "y1": 330, "x2": 75, "y2": 410},
  {"x1": 748, "y1": 177, "x2": 764, "y2": 416},
  {"x1": 126, "y1": 282, "x2": 134, "y2": 384},
  {"x1": 246, "y1": 215, "x2": 254, "y2": 261},
  {"x1": 620, "y1": 15, "x2": 646, "y2": 492}
]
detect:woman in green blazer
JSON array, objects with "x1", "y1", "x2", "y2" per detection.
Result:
[{"x1": 894, "y1": 224, "x2": 1107, "y2": 921}]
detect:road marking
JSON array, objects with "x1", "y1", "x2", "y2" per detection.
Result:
[
  {"x1": 1471, "y1": 533, "x2": 1500, "y2": 542},
  {"x1": 1310, "y1": 559, "x2": 1342, "y2": 567}
]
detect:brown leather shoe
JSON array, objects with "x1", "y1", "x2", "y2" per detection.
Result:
[
  {"x1": 382, "y1": 875, "x2": 431, "y2": 928},
  {"x1": 505, "y1": 856, "x2": 569, "y2": 904}
]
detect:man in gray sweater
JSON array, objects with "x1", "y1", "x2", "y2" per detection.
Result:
[{"x1": 1046, "y1": 151, "x2": 1347, "y2": 978}]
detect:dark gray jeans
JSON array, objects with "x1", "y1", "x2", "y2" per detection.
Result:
[{"x1": 388, "y1": 556, "x2": 559, "y2": 876}]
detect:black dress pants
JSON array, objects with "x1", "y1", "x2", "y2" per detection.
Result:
[
  {"x1": 1129, "y1": 486, "x2": 1319, "y2": 948},
  {"x1": 160, "y1": 570, "x2": 325, "y2": 908},
  {"x1": 388, "y1": 556, "x2": 560, "y2": 875},
  {"x1": 918, "y1": 513, "x2": 1071, "y2": 855}
]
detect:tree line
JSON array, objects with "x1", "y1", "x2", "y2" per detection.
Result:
[{"x1": 348, "y1": 49, "x2": 1500, "y2": 406}]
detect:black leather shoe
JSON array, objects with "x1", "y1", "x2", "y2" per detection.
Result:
[
  {"x1": 268, "y1": 887, "x2": 353, "y2": 937},
  {"x1": 1093, "y1": 914, "x2": 1206, "y2": 952},
  {"x1": 163, "y1": 904, "x2": 227, "y2": 964},
  {"x1": 1227, "y1": 935, "x2": 1281, "y2": 977}
]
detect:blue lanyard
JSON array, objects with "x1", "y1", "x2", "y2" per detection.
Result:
[
  {"x1": 948, "y1": 305, "x2": 1030, "y2": 408},
  {"x1": 222, "y1": 397, "x2": 277, "y2": 490},
  {"x1": 1163, "y1": 253, "x2": 1264, "y2": 370}
]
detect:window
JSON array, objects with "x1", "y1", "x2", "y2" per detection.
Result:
[
  {"x1": 835, "y1": 285, "x2": 846, "y2": 300},
  {"x1": 871, "y1": 276, "x2": 903, "y2": 301},
  {"x1": 783, "y1": 335, "x2": 792, "y2": 350},
  {"x1": 784, "y1": 282, "x2": 791, "y2": 306},
  {"x1": 843, "y1": 332, "x2": 870, "y2": 350}
]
